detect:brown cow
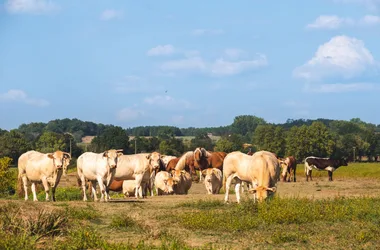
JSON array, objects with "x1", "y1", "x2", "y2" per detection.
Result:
[
  {"x1": 280, "y1": 156, "x2": 297, "y2": 182},
  {"x1": 193, "y1": 147, "x2": 227, "y2": 181}
]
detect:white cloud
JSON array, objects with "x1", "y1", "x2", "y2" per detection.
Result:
[
  {"x1": 0, "y1": 89, "x2": 49, "y2": 107},
  {"x1": 305, "y1": 82, "x2": 378, "y2": 93},
  {"x1": 293, "y1": 35, "x2": 378, "y2": 81},
  {"x1": 147, "y1": 44, "x2": 175, "y2": 56},
  {"x1": 100, "y1": 9, "x2": 124, "y2": 21},
  {"x1": 5, "y1": 0, "x2": 59, "y2": 14},
  {"x1": 117, "y1": 107, "x2": 144, "y2": 121},
  {"x1": 143, "y1": 95, "x2": 191, "y2": 109},
  {"x1": 224, "y1": 48, "x2": 245, "y2": 59},
  {"x1": 307, "y1": 15, "x2": 380, "y2": 29},
  {"x1": 211, "y1": 54, "x2": 268, "y2": 76},
  {"x1": 160, "y1": 57, "x2": 206, "y2": 72},
  {"x1": 191, "y1": 29, "x2": 224, "y2": 36},
  {"x1": 159, "y1": 51, "x2": 267, "y2": 77},
  {"x1": 307, "y1": 15, "x2": 353, "y2": 29}
]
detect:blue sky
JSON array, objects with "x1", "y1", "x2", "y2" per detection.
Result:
[{"x1": 1, "y1": 0, "x2": 380, "y2": 130}]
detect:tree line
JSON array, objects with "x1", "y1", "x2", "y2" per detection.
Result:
[{"x1": 1, "y1": 116, "x2": 380, "y2": 164}]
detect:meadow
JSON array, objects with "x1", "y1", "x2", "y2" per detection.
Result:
[{"x1": 1, "y1": 162, "x2": 380, "y2": 249}]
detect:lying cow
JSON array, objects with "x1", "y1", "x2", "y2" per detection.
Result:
[
  {"x1": 304, "y1": 156, "x2": 348, "y2": 181},
  {"x1": 154, "y1": 171, "x2": 175, "y2": 195},
  {"x1": 122, "y1": 180, "x2": 137, "y2": 197},
  {"x1": 223, "y1": 150, "x2": 280, "y2": 203},
  {"x1": 202, "y1": 168, "x2": 222, "y2": 194},
  {"x1": 18, "y1": 150, "x2": 71, "y2": 202},
  {"x1": 171, "y1": 169, "x2": 192, "y2": 195},
  {"x1": 279, "y1": 156, "x2": 297, "y2": 182}
]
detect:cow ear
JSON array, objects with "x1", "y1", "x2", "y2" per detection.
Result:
[
  {"x1": 48, "y1": 153, "x2": 54, "y2": 159},
  {"x1": 248, "y1": 187, "x2": 257, "y2": 194},
  {"x1": 266, "y1": 187, "x2": 277, "y2": 193},
  {"x1": 103, "y1": 151, "x2": 108, "y2": 157},
  {"x1": 163, "y1": 180, "x2": 167, "y2": 184},
  {"x1": 146, "y1": 153, "x2": 151, "y2": 159},
  {"x1": 64, "y1": 153, "x2": 71, "y2": 159},
  {"x1": 181, "y1": 170, "x2": 186, "y2": 175},
  {"x1": 117, "y1": 152, "x2": 123, "y2": 157}
]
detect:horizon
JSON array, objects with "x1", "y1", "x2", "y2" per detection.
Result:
[{"x1": 1, "y1": 0, "x2": 380, "y2": 130}]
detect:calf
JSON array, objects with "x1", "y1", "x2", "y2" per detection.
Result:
[
  {"x1": 154, "y1": 171, "x2": 175, "y2": 195},
  {"x1": 304, "y1": 156, "x2": 348, "y2": 181},
  {"x1": 202, "y1": 168, "x2": 222, "y2": 194},
  {"x1": 171, "y1": 170, "x2": 192, "y2": 195}
]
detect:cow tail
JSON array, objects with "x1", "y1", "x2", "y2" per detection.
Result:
[{"x1": 17, "y1": 173, "x2": 24, "y2": 198}]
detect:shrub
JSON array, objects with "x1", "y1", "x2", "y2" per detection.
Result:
[{"x1": 0, "y1": 157, "x2": 16, "y2": 197}]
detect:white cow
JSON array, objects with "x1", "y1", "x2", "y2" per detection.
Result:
[
  {"x1": 122, "y1": 180, "x2": 137, "y2": 197},
  {"x1": 160, "y1": 155, "x2": 177, "y2": 168},
  {"x1": 223, "y1": 151, "x2": 280, "y2": 203},
  {"x1": 202, "y1": 168, "x2": 222, "y2": 194},
  {"x1": 154, "y1": 171, "x2": 175, "y2": 195},
  {"x1": 18, "y1": 150, "x2": 71, "y2": 202},
  {"x1": 77, "y1": 149, "x2": 123, "y2": 202},
  {"x1": 113, "y1": 152, "x2": 162, "y2": 198},
  {"x1": 171, "y1": 169, "x2": 192, "y2": 195}
]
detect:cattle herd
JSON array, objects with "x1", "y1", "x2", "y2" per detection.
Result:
[{"x1": 17, "y1": 147, "x2": 349, "y2": 203}]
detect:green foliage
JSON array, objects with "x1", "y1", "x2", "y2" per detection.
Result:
[
  {"x1": 0, "y1": 130, "x2": 32, "y2": 162},
  {"x1": 159, "y1": 137, "x2": 185, "y2": 156},
  {"x1": 90, "y1": 126, "x2": 129, "y2": 153},
  {"x1": 64, "y1": 205, "x2": 100, "y2": 220},
  {"x1": 0, "y1": 157, "x2": 16, "y2": 197},
  {"x1": 253, "y1": 125, "x2": 285, "y2": 157},
  {"x1": 109, "y1": 215, "x2": 144, "y2": 232},
  {"x1": 231, "y1": 115, "x2": 266, "y2": 136},
  {"x1": 214, "y1": 134, "x2": 245, "y2": 153},
  {"x1": 190, "y1": 132, "x2": 214, "y2": 150},
  {"x1": 35, "y1": 131, "x2": 66, "y2": 153}
]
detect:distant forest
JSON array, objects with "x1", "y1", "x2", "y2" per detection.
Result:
[{"x1": 1, "y1": 116, "x2": 380, "y2": 164}]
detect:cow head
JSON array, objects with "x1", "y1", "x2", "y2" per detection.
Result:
[
  {"x1": 340, "y1": 158, "x2": 348, "y2": 167},
  {"x1": 146, "y1": 152, "x2": 162, "y2": 171},
  {"x1": 48, "y1": 151, "x2": 71, "y2": 169},
  {"x1": 202, "y1": 168, "x2": 217, "y2": 183},
  {"x1": 103, "y1": 149, "x2": 123, "y2": 168},
  {"x1": 163, "y1": 178, "x2": 175, "y2": 194},
  {"x1": 248, "y1": 186, "x2": 277, "y2": 202},
  {"x1": 278, "y1": 159, "x2": 289, "y2": 182},
  {"x1": 171, "y1": 169, "x2": 186, "y2": 183},
  {"x1": 62, "y1": 153, "x2": 71, "y2": 175}
]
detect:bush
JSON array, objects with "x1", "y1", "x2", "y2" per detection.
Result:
[{"x1": 0, "y1": 157, "x2": 16, "y2": 197}]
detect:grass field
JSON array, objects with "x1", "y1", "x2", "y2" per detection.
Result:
[{"x1": 2, "y1": 162, "x2": 380, "y2": 249}]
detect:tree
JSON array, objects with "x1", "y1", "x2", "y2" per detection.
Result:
[
  {"x1": 159, "y1": 138, "x2": 184, "y2": 156},
  {"x1": 90, "y1": 126, "x2": 129, "y2": 153},
  {"x1": 0, "y1": 157, "x2": 14, "y2": 197},
  {"x1": 0, "y1": 130, "x2": 32, "y2": 162},
  {"x1": 253, "y1": 125, "x2": 285, "y2": 157},
  {"x1": 231, "y1": 115, "x2": 266, "y2": 136},
  {"x1": 35, "y1": 131, "x2": 66, "y2": 153},
  {"x1": 190, "y1": 132, "x2": 214, "y2": 150}
]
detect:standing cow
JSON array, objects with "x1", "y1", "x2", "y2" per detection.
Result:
[
  {"x1": 77, "y1": 149, "x2": 123, "y2": 202},
  {"x1": 202, "y1": 168, "x2": 223, "y2": 194},
  {"x1": 223, "y1": 151, "x2": 280, "y2": 203},
  {"x1": 304, "y1": 156, "x2": 348, "y2": 181},
  {"x1": 280, "y1": 156, "x2": 297, "y2": 182},
  {"x1": 193, "y1": 147, "x2": 227, "y2": 181},
  {"x1": 18, "y1": 150, "x2": 71, "y2": 202},
  {"x1": 113, "y1": 152, "x2": 162, "y2": 198}
]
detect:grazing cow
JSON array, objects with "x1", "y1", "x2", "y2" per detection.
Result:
[
  {"x1": 77, "y1": 149, "x2": 123, "y2": 202},
  {"x1": 113, "y1": 152, "x2": 162, "y2": 198},
  {"x1": 18, "y1": 150, "x2": 71, "y2": 202},
  {"x1": 202, "y1": 168, "x2": 223, "y2": 194},
  {"x1": 223, "y1": 151, "x2": 280, "y2": 203},
  {"x1": 171, "y1": 169, "x2": 192, "y2": 195},
  {"x1": 279, "y1": 156, "x2": 297, "y2": 182},
  {"x1": 193, "y1": 147, "x2": 227, "y2": 181},
  {"x1": 304, "y1": 156, "x2": 348, "y2": 181},
  {"x1": 154, "y1": 171, "x2": 175, "y2": 195}
]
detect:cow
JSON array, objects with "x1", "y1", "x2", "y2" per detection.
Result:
[
  {"x1": 223, "y1": 151, "x2": 280, "y2": 203},
  {"x1": 154, "y1": 171, "x2": 175, "y2": 195},
  {"x1": 173, "y1": 151, "x2": 197, "y2": 180},
  {"x1": 193, "y1": 147, "x2": 227, "y2": 181},
  {"x1": 161, "y1": 155, "x2": 177, "y2": 168},
  {"x1": 113, "y1": 152, "x2": 162, "y2": 198},
  {"x1": 122, "y1": 180, "x2": 137, "y2": 197},
  {"x1": 17, "y1": 150, "x2": 71, "y2": 202},
  {"x1": 77, "y1": 149, "x2": 123, "y2": 202},
  {"x1": 171, "y1": 169, "x2": 192, "y2": 195},
  {"x1": 304, "y1": 156, "x2": 348, "y2": 181},
  {"x1": 166, "y1": 157, "x2": 180, "y2": 172},
  {"x1": 202, "y1": 168, "x2": 222, "y2": 194},
  {"x1": 279, "y1": 156, "x2": 297, "y2": 182}
]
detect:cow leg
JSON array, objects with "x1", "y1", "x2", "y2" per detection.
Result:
[
  {"x1": 224, "y1": 175, "x2": 235, "y2": 203},
  {"x1": 328, "y1": 171, "x2": 333, "y2": 181},
  {"x1": 134, "y1": 174, "x2": 143, "y2": 199},
  {"x1": 31, "y1": 182, "x2": 38, "y2": 201},
  {"x1": 96, "y1": 177, "x2": 107, "y2": 202},
  {"x1": 22, "y1": 175, "x2": 29, "y2": 201},
  {"x1": 52, "y1": 186, "x2": 56, "y2": 202},
  {"x1": 234, "y1": 179, "x2": 242, "y2": 203},
  {"x1": 306, "y1": 169, "x2": 312, "y2": 181},
  {"x1": 91, "y1": 180, "x2": 98, "y2": 202},
  {"x1": 81, "y1": 176, "x2": 88, "y2": 201},
  {"x1": 41, "y1": 177, "x2": 50, "y2": 201}
]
